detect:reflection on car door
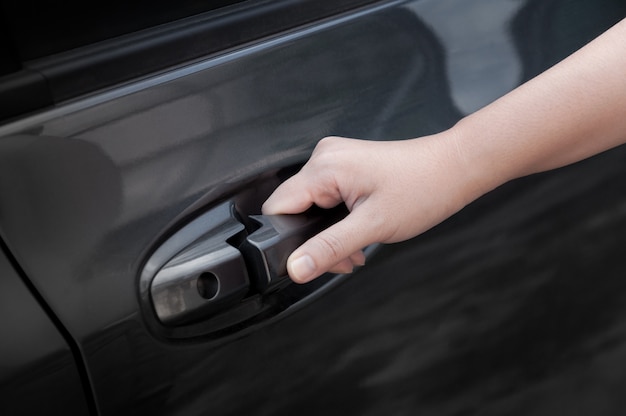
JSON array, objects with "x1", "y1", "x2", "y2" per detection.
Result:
[{"x1": 2, "y1": 0, "x2": 626, "y2": 415}]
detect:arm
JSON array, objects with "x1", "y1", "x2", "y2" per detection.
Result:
[{"x1": 263, "y1": 17, "x2": 626, "y2": 283}]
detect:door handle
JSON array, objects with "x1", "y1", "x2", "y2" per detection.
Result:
[
  {"x1": 241, "y1": 205, "x2": 347, "y2": 294},
  {"x1": 141, "y1": 200, "x2": 348, "y2": 337},
  {"x1": 149, "y1": 202, "x2": 250, "y2": 326}
]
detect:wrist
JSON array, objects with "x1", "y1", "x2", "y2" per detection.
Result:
[{"x1": 444, "y1": 119, "x2": 506, "y2": 205}]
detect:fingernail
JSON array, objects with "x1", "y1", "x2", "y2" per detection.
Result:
[{"x1": 289, "y1": 255, "x2": 316, "y2": 283}]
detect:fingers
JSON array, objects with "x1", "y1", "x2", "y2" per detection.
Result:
[
  {"x1": 264, "y1": 136, "x2": 379, "y2": 282},
  {"x1": 263, "y1": 167, "x2": 346, "y2": 214},
  {"x1": 349, "y1": 250, "x2": 367, "y2": 267},
  {"x1": 286, "y1": 208, "x2": 380, "y2": 283},
  {"x1": 263, "y1": 137, "x2": 354, "y2": 215},
  {"x1": 328, "y1": 258, "x2": 355, "y2": 274},
  {"x1": 327, "y1": 250, "x2": 366, "y2": 274},
  {"x1": 262, "y1": 173, "x2": 315, "y2": 215}
]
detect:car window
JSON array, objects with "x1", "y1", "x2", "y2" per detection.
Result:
[
  {"x1": 0, "y1": 0, "x2": 382, "y2": 122},
  {"x1": 2, "y1": 0, "x2": 248, "y2": 61}
]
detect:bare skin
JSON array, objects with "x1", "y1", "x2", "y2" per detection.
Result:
[{"x1": 262, "y1": 17, "x2": 626, "y2": 283}]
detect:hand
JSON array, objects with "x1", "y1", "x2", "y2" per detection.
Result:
[
  {"x1": 268, "y1": 18, "x2": 626, "y2": 283},
  {"x1": 262, "y1": 133, "x2": 483, "y2": 283}
]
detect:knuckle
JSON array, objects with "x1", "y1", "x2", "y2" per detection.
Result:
[
  {"x1": 319, "y1": 135, "x2": 339, "y2": 145},
  {"x1": 358, "y1": 208, "x2": 394, "y2": 244},
  {"x1": 315, "y1": 136, "x2": 343, "y2": 152},
  {"x1": 310, "y1": 137, "x2": 349, "y2": 173},
  {"x1": 315, "y1": 232, "x2": 346, "y2": 262}
]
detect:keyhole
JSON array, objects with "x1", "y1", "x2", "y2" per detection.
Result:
[{"x1": 197, "y1": 272, "x2": 219, "y2": 300}]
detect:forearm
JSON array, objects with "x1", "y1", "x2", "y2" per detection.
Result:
[
  {"x1": 453, "y1": 17, "x2": 626, "y2": 198},
  {"x1": 263, "y1": 17, "x2": 626, "y2": 283}
]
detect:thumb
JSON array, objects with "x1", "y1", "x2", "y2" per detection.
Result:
[{"x1": 286, "y1": 207, "x2": 380, "y2": 283}]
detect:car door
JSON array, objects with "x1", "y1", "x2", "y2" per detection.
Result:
[
  {"x1": 0, "y1": 244, "x2": 90, "y2": 414},
  {"x1": 2, "y1": 0, "x2": 626, "y2": 415}
]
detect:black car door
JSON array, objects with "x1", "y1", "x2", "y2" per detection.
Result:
[
  {"x1": 0, "y1": 244, "x2": 90, "y2": 414},
  {"x1": 2, "y1": 0, "x2": 626, "y2": 415}
]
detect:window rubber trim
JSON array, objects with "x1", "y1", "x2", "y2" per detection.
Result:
[{"x1": 0, "y1": 0, "x2": 387, "y2": 123}]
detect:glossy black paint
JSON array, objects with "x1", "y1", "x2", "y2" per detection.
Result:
[
  {"x1": 0, "y1": 244, "x2": 89, "y2": 414},
  {"x1": 1, "y1": 0, "x2": 626, "y2": 414}
]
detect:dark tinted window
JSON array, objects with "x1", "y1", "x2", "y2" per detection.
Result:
[
  {"x1": 1, "y1": 0, "x2": 247, "y2": 61},
  {"x1": 0, "y1": 0, "x2": 381, "y2": 122},
  {"x1": 0, "y1": 12, "x2": 20, "y2": 75}
]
